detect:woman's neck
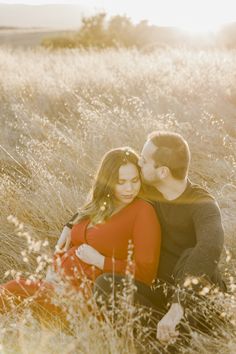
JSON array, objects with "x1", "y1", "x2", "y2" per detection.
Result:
[{"x1": 110, "y1": 203, "x2": 126, "y2": 217}]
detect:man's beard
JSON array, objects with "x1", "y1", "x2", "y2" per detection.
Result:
[
  {"x1": 141, "y1": 179, "x2": 162, "y2": 200},
  {"x1": 141, "y1": 172, "x2": 160, "y2": 185}
]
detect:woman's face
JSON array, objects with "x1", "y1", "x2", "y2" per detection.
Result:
[{"x1": 114, "y1": 163, "x2": 141, "y2": 206}]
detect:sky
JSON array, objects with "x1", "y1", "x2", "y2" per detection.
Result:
[{"x1": 1, "y1": 0, "x2": 236, "y2": 32}]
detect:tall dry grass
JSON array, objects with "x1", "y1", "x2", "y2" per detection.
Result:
[{"x1": 0, "y1": 46, "x2": 236, "y2": 353}]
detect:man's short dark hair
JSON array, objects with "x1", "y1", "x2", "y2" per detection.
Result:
[{"x1": 148, "y1": 131, "x2": 190, "y2": 179}]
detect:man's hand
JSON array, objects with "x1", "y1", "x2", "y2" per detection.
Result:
[
  {"x1": 156, "y1": 303, "x2": 184, "y2": 343},
  {"x1": 55, "y1": 226, "x2": 71, "y2": 254},
  {"x1": 76, "y1": 244, "x2": 105, "y2": 270}
]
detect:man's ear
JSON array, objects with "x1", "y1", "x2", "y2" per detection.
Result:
[{"x1": 158, "y1": 166, "x2": 170, "y2": 179}]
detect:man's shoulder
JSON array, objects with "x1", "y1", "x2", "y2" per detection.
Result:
[
  {"x1": 187, "y1": 181, "x2": 215, "y2": 203},
  {"x1": 187, "y1": 182, "x2": 221, "y2": 217}
]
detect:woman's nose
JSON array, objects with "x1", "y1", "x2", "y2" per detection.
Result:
[{"x1": 125, "y1": 182, "x2": 133, "y2": 192}]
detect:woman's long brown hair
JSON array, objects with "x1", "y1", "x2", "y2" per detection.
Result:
[{"x1": 72, "y1": 147, "x2": 141, "y2": 225}]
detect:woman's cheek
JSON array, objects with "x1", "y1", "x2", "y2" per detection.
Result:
[
  {"x1": 135, "y1": 181, "x2": 141, "y2": 194},
  {"x1": 114, "y1": 185, "x2": 123, "y2": 200}
]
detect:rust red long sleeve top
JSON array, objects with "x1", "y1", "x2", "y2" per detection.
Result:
[
  {"x1": 67, "y1": 198, "x2": 161, "y2": 285},
  {"x1": 0, "y1": 198, "x2": 161, "y2": 315}
]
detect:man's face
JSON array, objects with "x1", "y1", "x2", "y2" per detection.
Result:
[{"x1": 138, "y1": 140, "x2": 159, "y2": 185}]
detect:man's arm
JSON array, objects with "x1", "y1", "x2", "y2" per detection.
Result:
[
  {"x1": 156, "y1": 303, "x2": 184, "y2": 343},
  {"x1": 156, "y1": 198, "x2": 224, "y2": 343},
  {"x1": 64, "y1": 212, "x2": 79, "y2": 229},
  {"x1": 55, "y1": 212, "x2": 79, "y2": 252},
  {"x1": 176, "y1": 198, "x2": 224, "y2": 285},
  {"x1": 55, "y1": 226, "x2": 71, "y2": 253}
]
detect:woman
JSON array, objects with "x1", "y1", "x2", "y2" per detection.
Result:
[{"x1": 0, "y1": 147, "x2": 161, "y2": 314}]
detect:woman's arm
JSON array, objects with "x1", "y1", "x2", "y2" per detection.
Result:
[
  {"x1": 76, "y1": 244, "x2": 105, "y2": 270},
  {"x1": 103, "y1": 201, "x2": 161, "y2": 285},
  {"x1": 132, "y1": 201, "x2": 161, "y2": 284}
]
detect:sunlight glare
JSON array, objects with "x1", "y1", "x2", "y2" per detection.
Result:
[{"x1": 177, "y1": 22, "x2": 221, "y2": 34}]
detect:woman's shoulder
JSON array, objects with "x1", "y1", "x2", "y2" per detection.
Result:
[
  {"x1": 131, "y1": 198, "x2": 160, "y2": 224},
  {"x1": 132, "y1": 198, "x2": 156, "y2": 212}
]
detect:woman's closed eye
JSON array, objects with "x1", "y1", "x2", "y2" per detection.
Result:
[
  {"x1": 118, "y1": 178, "x2": 140, "y2": 185},
  {"x1": 132, "y1": 177, "x2": 140, "y2": 183}
]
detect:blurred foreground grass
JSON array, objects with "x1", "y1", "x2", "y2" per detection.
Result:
[{"x1": 0, "y1": 47, "x2": 236, "y2": 353}]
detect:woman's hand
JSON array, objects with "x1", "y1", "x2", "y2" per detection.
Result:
[
  {"x1": 55, "y1": 226, "x2": 71, "y2": 254},
  {"x1": 45, "y1": 265, "x2": 61, "y2": 284},
  {"x1": 76, "y1": 244, "x2": 105, "y2": 270}
]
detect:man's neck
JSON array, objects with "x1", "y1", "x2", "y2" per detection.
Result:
[{"x1": 154, "y1": 177, "x2": 188, "y2": 201}]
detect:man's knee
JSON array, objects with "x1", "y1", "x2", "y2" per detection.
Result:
[{"x1": 93, "y1": 273, "x2": 114, "y2": 297}]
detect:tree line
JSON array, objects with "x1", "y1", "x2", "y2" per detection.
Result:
[{"x1": 41, "y1": 13, "x2": 236, "y2": 50}]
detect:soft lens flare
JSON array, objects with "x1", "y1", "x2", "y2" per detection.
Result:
[{"x1": 178, "y1": 22, "x2": 221, "y2": 34}]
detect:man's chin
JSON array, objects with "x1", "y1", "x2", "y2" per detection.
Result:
[
  {"x1": 141, "y1": 174, "x2": 147, "y2": 182},
  {"x1": 141, "y1": 175, "x2": 151, "y2": 185}
]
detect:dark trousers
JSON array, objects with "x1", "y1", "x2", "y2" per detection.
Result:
[
  {"x1": 93, "y1": 272, "x2": 231, "y2": 354},
  {"x1": 93, "y1": 249, "x2": 228, "y2": 338},
  {"x1": 93, "y1": 274, "x2": 192, "y2": 353},
  {"x1": 93, "y1": 273, "x2": 169, "y2": 312}
]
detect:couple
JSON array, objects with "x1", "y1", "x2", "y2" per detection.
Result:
[
  {"x1": 0, "y1": 131, "x2": 225, "y2": 344},
  {"x1": 55, "y1": 130, "x2": 226, "y2": 342}
]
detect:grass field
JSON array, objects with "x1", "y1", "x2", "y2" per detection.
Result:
[{"x1": 0, "y1": 46, "x2": 236, "y2": 353}]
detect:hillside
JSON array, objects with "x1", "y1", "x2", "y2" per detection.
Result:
[{"x1": 0, "y1": 27, "x2": 77, "y2": 48}]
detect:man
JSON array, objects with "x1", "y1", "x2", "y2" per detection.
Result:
[{"x1": 94, "y1": 131, "x2": 226, "y2": 343}]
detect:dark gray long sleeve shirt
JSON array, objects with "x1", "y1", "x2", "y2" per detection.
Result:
[{"x1": 152, "y1": 180, "x2": 224, "y2": 286}]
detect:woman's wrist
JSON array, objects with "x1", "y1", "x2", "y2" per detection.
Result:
[{"x1": 95, "y1": 255, "x2": 105, "y2": 270}]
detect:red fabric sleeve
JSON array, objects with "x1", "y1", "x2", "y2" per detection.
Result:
[
  {"x1": 103, "y1": 201, "x2": 161, "y2": 285},
  {"x1": 103, "y1": 256, "x2": 128, "y2": 276}
]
